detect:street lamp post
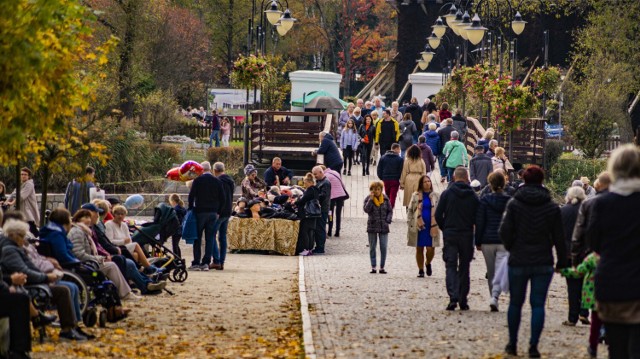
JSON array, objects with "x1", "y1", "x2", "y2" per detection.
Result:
[{"x1": 243, "y1": 0, "x2": 296, "y2": 166}]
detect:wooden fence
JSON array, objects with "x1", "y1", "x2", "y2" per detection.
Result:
[
  {"x1": 561, "y1": 136, "x2": 621, "y2": 155},
  {"x1": 176, "y1": 119, "x2": 245, "y2": 142}
]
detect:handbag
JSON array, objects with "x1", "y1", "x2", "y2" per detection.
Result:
[
  {"x1": 442, "y1": 153, "x2": 451, "y2": 168},
  {"x1": 304, "y1": 199, "x2": 322, "y2": 218}
]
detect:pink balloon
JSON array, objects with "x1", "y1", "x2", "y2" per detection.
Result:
[
  {"x1": 166, "y1": 167, "x2": 182, "y2": 181},
  {"x1": 179, "y1": 161, "x2": 204, "y2": 181}
]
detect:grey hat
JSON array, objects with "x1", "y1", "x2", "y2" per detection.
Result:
[{"x1": 244, "y1": 164, "x2": 257, "y2": 176}]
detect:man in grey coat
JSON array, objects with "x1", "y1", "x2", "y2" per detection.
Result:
[
  {"x1": 312, "y1": 166, "x2": 331, "y2": 254},
  {"x1": 469, "y1": 145, "x2": 494, "y2": 189}
]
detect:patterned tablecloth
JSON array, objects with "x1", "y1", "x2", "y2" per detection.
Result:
[{"x1": 227, "y1": 217, "x2": 300, "y2": 256}]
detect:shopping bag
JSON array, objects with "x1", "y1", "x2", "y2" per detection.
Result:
[{"x1": 182, "y1": 210, "x2": 198, "y2": 245}]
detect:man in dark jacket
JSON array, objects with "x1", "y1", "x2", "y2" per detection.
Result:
[
  {"x1": 437, "y1": 119, "x2": 456, "y2": 180},
  {"x1": 451, "y1": 109, "x2": 467, "y2": 141},
  {"x1": 312, "y1": 166, "x2": 331, "y2": 254},
  {"x1": 313, "y1": 132, "x2": 343, "y2": 173},
  {"x1": 469, "y1": 145, "x2": 493, "y2": 188},
  {"x1": 498, "y1": 165, "x2": 566, "y2": 357},
  {"x1": 263, "y1": 157, "x2": 294, "y2": 186},
  {"x1": 435, "y1": 167, "x2": 480, "y2": 311},
  {"x1": 571, "y1": 171, "x2": 611, "y2": 265},
  {"x1": 377, "y1": 144, "x2": 403, "y2": 208},
  {"x1": 406, "y1": 97, "x2": 423, "y2": 138},
  {"x1": 211, "y1": 162, "x2": 235, "y2": 270},
  {"x1": 188, "y1": 161, "x2": 223, "y2": 270},
  {"x1": 207, "y1": 110, "x2": 220, "y2": 148}
]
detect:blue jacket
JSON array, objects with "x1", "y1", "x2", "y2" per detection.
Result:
[
  {"x1": 39, "y1": 222, "x2": 80, "y2": 266},
  {"x1": 317, "y1": 133, "x2": 343, "y2": 169},
  {"x1": 424, "y1": 130, "x2": 441, "y2": 156},
  {"x1": 475, "y1": 192, "x2": 511, "y2": 245},
  {"x1": 340, "y1": 129, "x2": 359, "y2": 149},
  {"x1": 263, "y1": 166, "x2": 293, "y2": 186},
  {"x1": 377, "y1": 151, "x2": 404, "y2": 181},
  {"x1": 477, "y1": 138, "x2": 490, "y2": 153}
]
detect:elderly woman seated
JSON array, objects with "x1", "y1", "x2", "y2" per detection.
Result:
[
  {"x1": 241, "y1": 164, "x2": 267, "y2": 200},
  {"x1": 1, "y1": 218, "x2": 92, "y2": 340},
  {"x1": 68, "y1": 209, "x2": 167, "y2": 297}
]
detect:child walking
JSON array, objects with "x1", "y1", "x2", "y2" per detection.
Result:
[
  {"x1": 169, "y1": 193, "x2": 187, "y2": 257},
  {"x1": 220, "y1": 117, "x2": 231, "y2": 147},
  {"x1": 560, "y1": 252, "x2": 602, "y2": 358},
  {"x1": 363, "y1": 181, "x2": 393, "y2": 274},
  {"x1": 340, "y1": 119, "x2": 359, "y2": 176}
]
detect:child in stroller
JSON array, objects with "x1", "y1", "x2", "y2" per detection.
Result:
[{"x1": 131, "y1": 203, "x2": 188, "y2": 283}]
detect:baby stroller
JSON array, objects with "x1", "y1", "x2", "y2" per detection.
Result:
[{"x1": 131, "y1": 203, "x2": 187, "y2": 283}]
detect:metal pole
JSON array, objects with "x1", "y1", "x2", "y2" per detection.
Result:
[
  {"x1": 243, "y1": 0, "x2": 257, "y2": 166},
  {"x1": 498, "y1": 36, "x2": 503, "y2": 77},
  {"x1": 511, "y1": 39, "x2": 516, "y2": 82},
  {"x1": 463, "y1": 40, "x2": 468, "y2": 66},
  {"x1": 488, "y1": 32, "x2": 493, "y2": 66}
]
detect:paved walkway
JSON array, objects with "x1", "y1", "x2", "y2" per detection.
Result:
[{"x1": 303, "y1": 160, "x2": 597, "y2": 358}]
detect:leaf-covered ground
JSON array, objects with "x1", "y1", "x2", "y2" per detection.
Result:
[{"x1": 32, "y1": 252, "x2": 303, "y2": 358}]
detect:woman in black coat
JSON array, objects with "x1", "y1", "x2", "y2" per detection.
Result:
[
  {"x1": 294, "y1": 173, "x2": 319, "y2": 256},
  {"x1": 560, "y1": 186, "x2": 588, "y2": 326},
  {"x1": 499, "y1": 165, "x2": 567, "y2": 358}
]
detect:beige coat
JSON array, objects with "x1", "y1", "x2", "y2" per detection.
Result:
[
  {"x1": 407, "y1": 191, "x2": 441, "y2": 247},
  {"x1": 399, "y1": 158, "x2": 427, "y2": 207},
  {"x1": 9, "y1": 179, "x2": 40, "y2": 224}
]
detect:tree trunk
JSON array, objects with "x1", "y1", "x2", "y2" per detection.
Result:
[
  {"x1": 39, "y1": 165, "x2": 49, "y2": 227},
  {"x1": 118, "y1": 0, "x2": 139, "y2": 118},
  {"x1": 225, "y1": 0, "x2": 234, "y2": 86}
]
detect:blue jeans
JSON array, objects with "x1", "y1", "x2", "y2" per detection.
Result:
[
  {"x1": 209, "y1": 130, "x2": 220, "y2": 147},
  {"x1": 119, "y1": 257, "x2": 152, "y2": 293},
  {"x1": 507, "y1": 265, "x2": 554, "y2": 347},
  {"x1": 194, "y1": 211, "x2": 218, "y2": 265},
  {"x1": 368, "y1": 233, "x2": 388, "y2": 268},
  {"x1": 438, "y1": 154, "x2": 447, "y2": 177},
  {"x1": 314, "y1": 211, "x2": 328, "y2": 252},
  {"x1": 446, "y1": 167, "x2": 455, "y2": 182},
  {"x1": 213, "y1": 216, "x2": 229, "y2": 265},
  {"x1": 58, "y1": 280, "x2": 81, "y2": 322}
]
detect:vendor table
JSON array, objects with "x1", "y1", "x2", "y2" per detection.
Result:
[{"x1": 227, "y1": 217, "x2": 299, "y2": 256}]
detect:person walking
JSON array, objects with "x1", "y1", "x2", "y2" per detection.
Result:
[
  {"x1": 324, "y1": 167, "x2": 348, "y2": 238},
  {"x1": 407, "y1": 175, "x2": 440, "y2": 277},
  {"x1": 435, "y1": 167, "x2": 479, "y2": 311},
  {"x1": 377, "y1": 143, "x2": 403, "y2": 209},
  {"x1": 312, "y1": 166, "x2": 331, "y2": 254},
  {"x1": 340, "y1": 119, "x2": 359, "y2": 176},
  {"x1": 475, "y1": 172, "x2": 511, "y2": 312},
  {"x1": 313, "y1": 132, "x2": 343, "y2": 173},
  {"x1": 370, "y1": 111, "x2": 381, "y2": 165},
  {"x1": 399, "y1": 113, "x2": 418, "y2": 157},
  {"x1": 417, "y1": 135, "x2": 436, "y2": 175},
  {"x1": 294, "y1": 173, "x2": 319, "y2": 256},
  {"x1": 499, "y1": 165, "x2": 567, "y2": 358},
  {"x1": 211, "y1": 162, "x2": 234, "y2": 270},
  {"x1": 399, "y1": 145, "x2": 427, "y2": 208},
  {"x1": 560, "y1": 186, "x2": 589, "y2": 326},
  {"x1": 6, "y1": 167, "x2": 40, "y2": 237},
  {"x1": 375, "y1": 109, "x2": 400, "y2": 155},
  {"x1": 358, "y1": 115, "x2": 376, "y2": 176},
  {"x1": 351, "y1": 107, "x2": 364, "y2": 164},
  {"x1": 207, "y1": 110, "x2": 221, "y2": 148},
  {"x1": 63, "y1": 166, "x2": 96, "y2": 215},
  {"x1": 363, "y1": 181, "x2": 393, "y2": 274},
  {"x1": 187, "y1": 161, "x2": 223, "y2": 271},
  {"x1": 220, "y1": 117, "x2": 231, "y2": 147},
  {"x1": 470, "y1": 145, "x2": 494, "y2": 189},
  {"x1": 588, "y1": 145, "x2": 640, "y2": 359},
  {"x1": 406, "y1": 97, "x2": 424, "y2": 141},
  {"x1": 423, "y1": 123, "x2": 441, "y2": 159},
  {"x1": 451, "y1": 108, "x2": 467, "y2": 140},
  {"x1": 437, "y1": 119, "x2": 455, "y2": 183},
  {"x1": 441, "y1": 131, "x2": 469, "y2": 182},
  {"x1": 439, "y1": 102, "x2": 452, "y2": 121}
]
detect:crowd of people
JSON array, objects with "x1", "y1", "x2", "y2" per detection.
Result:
[{"x1": 179, "y1": 107, "x2": 233, "y2": 148}]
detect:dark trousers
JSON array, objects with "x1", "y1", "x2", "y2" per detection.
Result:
[
  {"x1": 442, "y1": 236, "x2": 473, "y2": 305},
  {"x1": 213, "y1": 216, "x2": 229, "y2": 265},
  {"x1": 343, "y1": 146, "x2": 353, "y2": 172},
  {"x1": 0, "y1": 292, "x2": 31, "y2": 353},
  {"x1": 328, "y1": 199, "x2": 344, "y2": 235},
  {"x1": 380, "y1": 142, "x2": 392, "y2": 155},
  {"x1": 589, "y1": 311, "x2": 603, "y2": 352},
  {"x1": 28, "y1": 221, "x2": 39, "y2": 238},
  {"x1": 566, "y1": 276, "x2": 589, "y2": 323},
  {"x1": 193, "y1": 211, "x2": 218, "y2": 265},
  {"x1": 382, "y1": 179, "x2": 400, "y2": 208},
  {"x1": 507, "y1": 265, "x2": 554, "y2": 347},
  {"x1": 296, "y1": 218, "x2": 316, "y2": 254},
  {"x1": 51, "y1": 285, "x2": 76, "y2": 329},
  {"x1": 361, "y1": 143, "x2": 372, "y2": 174},
  {"x1": 605, "y1": 322, "x2": 640, "y2": 359},
  {"x1": 329, "y1": 162, "x2": 343, "y2": 174},
  {"x1": 313, "y1": 211, "x2": 328, "y2": 252},
  {"x1": 171, "y1": 232, "x2": 182, "y2": 258},
  {"x1": 438, "y1": 154, "x2": 447, "y2": 177}
]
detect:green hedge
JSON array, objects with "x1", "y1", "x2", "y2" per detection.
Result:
[
  {"x1": 549, "y1": 158, "x2": 607, "y2": 196},
  {"x1": 207, "y1": 146, "x2": 245, "y2": 183}
]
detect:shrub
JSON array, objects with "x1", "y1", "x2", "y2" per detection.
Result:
[
  {"x1": 207, "y1": 146, "x2": 245, "y2": 183},
  {"x1": 549, "y1": 158, "x2": 607, "y2": 196},
  {"x1": 544, "y1": 139, "x2": 565, "y2": 174}
]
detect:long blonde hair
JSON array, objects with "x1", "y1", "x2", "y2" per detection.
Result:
[{"x1": 169, "y1": 193, "x2": 184, "y2": 207}]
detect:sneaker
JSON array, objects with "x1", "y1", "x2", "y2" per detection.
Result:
[
  {"x1": 490, "y1": 297, "x2": 499, "y2": 312},
  {"x1": 60, "y1": 329, "x2": 88, "y2": 341},
  {"x1": 579, "y1": 315, "x2": 591, "y2": 325},
  {"x1": 188, "y1": 264, "x2": 202, "y2": 271},
  {"x1": 505, "y1": 343, "x2": 517, "y2": 356},
  {"x1": 123, "y1": 292, "x2": 142, "y2": 301},
  {"x1": 459, "y1": 303, "x2": 470, "y2": 311},
  {"x1": 209, "y1": 263, "x2": 222, "y2": 270},
  {"x1": 446, "y1": 302, "x2": 457, "y2": 311},
  {"x1": 528, "y1": 345, "x2": 541, "y2": 358},
  {"x1": 200, "y1": 264, "x2": 210, "y2": 271},
  {"x1": 562, "y1": 320, "x2": 576, "y2": 327},
  {"x1": 299, "y1": 250, "x2": 310, "y2": 256},
  {"x1": 146, "y1": 281, "x2": 167, "y2": 292}
]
